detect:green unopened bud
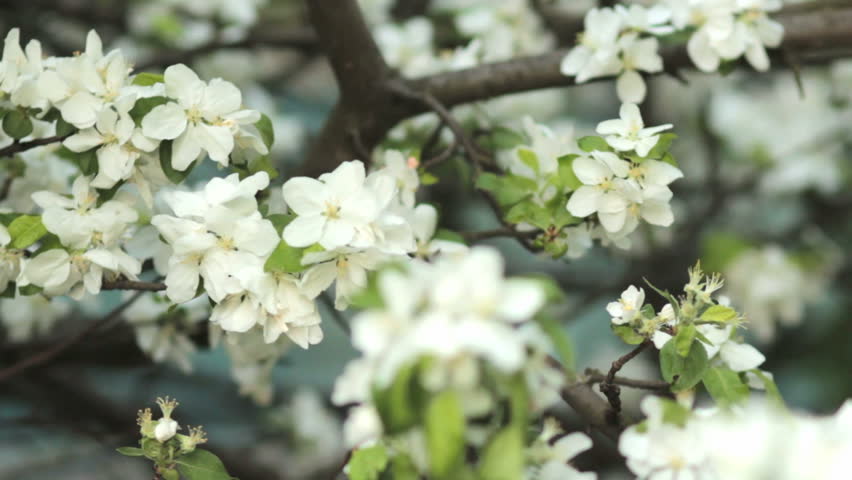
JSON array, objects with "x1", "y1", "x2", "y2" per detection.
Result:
[{"x1": 178, "y1": 425, "x2": 208, "y2": 453}]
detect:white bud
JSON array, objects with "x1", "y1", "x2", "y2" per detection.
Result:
[{"x1": 154, "y1": 418, "x2": 179, "y2": 443}]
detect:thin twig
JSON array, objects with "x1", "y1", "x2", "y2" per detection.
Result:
[
  {"x1": 0, "y1": 291, "x2": 145, "y2": 382},
  {"x1": 461, "y1": 227, "x2": 538, "y2": 243},
  {"x1": 101, "y1": 279, "x2": 166, "y2": 292},
  {"x1": 0, "y1": 134, "x2": 68, "y2": 159},
  {"x1": 599, "y1": 340, "x2": 652, "y2": 422},
  {"x1": 584, "y1": 368, "x2": 670, "y2": 391}
]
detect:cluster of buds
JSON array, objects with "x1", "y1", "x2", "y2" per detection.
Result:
[{"x1": 124, "y1": 397, "x2": 209, "y2": 478}]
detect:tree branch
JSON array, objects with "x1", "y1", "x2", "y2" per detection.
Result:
[
  {"x1": 0, "y1": 135, "x2": 69, "y2": 159},
  {"x1": 584, "y1": 369, "x2": 670, "y2": 392},
  {"x1": 302, "y1": 3, "x2": 852, "y2": 177},
  {"x1": 101, "y1": 278, "x2": 166, "y2": 292},
  {"x1": 0, "y1": 291, "x2": 144, "y2": 383},
  {"x1": 561, "y1": 380, "x2": 628, "y2": 441}
]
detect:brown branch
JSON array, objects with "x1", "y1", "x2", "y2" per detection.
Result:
[
  {"x1": 461, "y1": 227, "x2": 538, "y2": 243},
  {"x1": 101, "y1": 278, "x2": 166, "y2": 292},
  {"x1": 303, "y1": 4, "x2": 852, "y2": 177},
  {"x1": 561, "y1": 380, "x2": 628, "y2": 441},
  {"x1": 0, "y1": 135, "x2": 68, "y2": 159},
  {"x1": 135, "y1": 28, "x2": 318, "y2": 71},
  {"x1": 599, "y1": 340, "x2": 651, "y2": 422},
  {"x1": 0, "y1": 291, "x2": 144, "y2": 383},
  {"x1": 584, "y1": 369, "x2": 669, "y2": 392}
]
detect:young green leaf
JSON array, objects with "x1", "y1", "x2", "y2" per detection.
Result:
[
  {"x1": 702, "y1": 367, "x2": 750, "y2": 407},
  {"x1": 577, "y1": 136, "x2": 610, "y2": 153},
  {"x1": 132, "y1": 72, "x2": 165, "y2": 86},
  {"x1": 478, "y1": 427, "x2": 523, "y2": 480},
  {"x1": 115, "y1": 446, "x2": 145, "y2": 457},
  {"x1": 8, "y1": 215, "x2": 48, "y2": 249},
  {"x1": 2, "y1": 110, "x2": 33, "y2": 139},
  {"x1": 175, "y1": 449, "x2": 235, "y2": 480},
  {"x1": 264, "y1": 240, "x2": 308, "y2": 273},
  {"x1": 660, "y1": 337, "x2": 709, "y2": 392},
  {"x1": 349, "y1": 444, "x2": 390, "y2": 480},
  {"x1": 255, "y1": 113, "x2": 275, "y2": 150},
  {"x1": 675, "y1": 323, "x2": 697, "y2": 357},
  {"x1": 159, "y1": 140, "x2": 196, "y2": 183},
  {"x1": 700, "y1": 305, "x2": 738, "y2": 323},
  {"x1": 425, "y1": 390, "x2": 466, "y2": 479}
]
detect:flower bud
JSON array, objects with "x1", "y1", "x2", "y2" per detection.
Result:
[{"x1": 154, "y1": 418, "x2": 179, "y2": 443}]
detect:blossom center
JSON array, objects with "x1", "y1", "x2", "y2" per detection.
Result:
[{"x1": 324, "y1": 202, "x2": 341, "y2": 219}]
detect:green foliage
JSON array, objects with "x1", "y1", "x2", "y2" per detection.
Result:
[
  {"x1": 264, "y1": 240, "x2": 310, "y2": 274},
  {"x1": 175, "y1": 449, "x2": 236, "y2": 480},
  {"x1": 703, "y1": 367, "x2": 750, "y2": 407},
  {"x1": 2, "y1": 109, "x2": 33, "y2": 139},
  {"x1": 425, "y1": 391, "x2": 466, "y2": 479},
  {"x1": 660, "y1": 337, "x2": 709, "y2": 392},
  {"x1": 477, "y1": 427, "x2": 524, "y2": 480},
  {"x1": 612, "y1": 324, "x2": 647, "y2": 345},
  {"x1": 349, "y1": 444, "x2": 390, "y2": 480},
  {"x1": 129, "y1": 96, "x2": 169, "y2": 125},
  {"x1": 372, "y1": 360, "x2": 426, "y2": 434},
  {"x1": 485, "y1": 126, "x2": 526, "y2": 151},
  {"x1": 700, "y1": 305, "x2": 738, "y2": 323},
  {"x1": 266, "y1": 214, "x2": 296, "y2": 235},
  {"x1": 18, "y1": 284, "x2": 43, "y2": 296},
  {"x1": 554, "y1": 154, "x2": 582, "y2": 190},
  {"x1": 658, "y1": 398, "x2": 692, "y2": 427},
  {"x1": 159, "y1": 140, "x2": 197, "y2": 183},
  {"x1": 701, "y1": 232, "x2": 751, "y2": 273},
  {"x1": 255, "y1": 113, "x2": 275, "y2": 150},
  {"x1": 132, "y1": 72, "x2": 165, "y2": 86},
  {"x1": 577, "y1": 136, "x2": 610, "y2": 153},
  {"x1": 434, "y1": 228, "x2": 467, "y2": 244},
  {"x1": 475, "y1": 172, "x2": 534, "y2": 207},
  {"x1": 750, "y1": 369, "x2": 786, "y2": 408},
  {"x1": 675, "y1": 324, "x2": 697, "y2": 357},
  {"x1": 7, "y1": 215, "x2": 48, "y2": 249},
  {"x1": 516, "y1": 148, "x2": 539, "y2": 173},
  {"x1": 115, "y1": 446, "x2": 145, "y2": 457},
  {"x1": 645, "y1": 133, "x2": 678, "y2": 160}
]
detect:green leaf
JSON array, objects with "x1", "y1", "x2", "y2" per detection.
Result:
[
  {"x1": 658, "y1": 398, "x2": 691, "y2": 427},
  {"x1": 0, "y1": 213, "x2": 21, "y2": 226},
  {"x1": 700, "y1": 232, "x2": 751, "y2": 273},
  {"x1": 266, "y1": 214, "x2": 296, "y2": 235},
  {"x1": 516, "y1": 148, "x2": 539, "y2": 173},
  {"x1": 434, "y1": 228, "x2": 466, "y2": 244},
  {"x1": 349, "y1": 444, "x2": 390, "y2": 480},
  {"x1": 140, "y1": 437, "x2": 162, "y2": 460},
  {"x1": 420, "y1": 171, "x2": 440, "y2": 185},
  {"x1": 33, "y1": 233, "x2": 63, "y2": 256},
  {"x1": 383, "y1": 454, "x2": 419, "y2": 480},
  {"x1": 644, "y1": 133, "x2": 677, "y2": 159},
  {"x1": 702, "y1": 367, "x2": 750, "y2": 407},
  {"x1": 350, "y1": 269, "x2": 385, "y2": 310},
  {"x1": 475, "y1": 173, "x2": 531, "y2": 208},
  {"x1": 373, "y1": 360, "x2": 423, "y2": 433},
  {"x1": 674, "y1": 323, "x2": 697, "y2": 358},
  {"x1": 255, "y1": 113, "x2": 275, "y2": 150},
  {"x1": 750, "y1": 369, "x2": 786, "y2": 408},
  {"x1": 478, "y1": 427, "x2": 523, "y2": 480},
  {"x1": 660, "y1": 336, "x2": 709, "y2": 392},
  {"x1": 175, "y1": 449, "x2": 234, "y2": 480},
  {"x1": 8, "y1": 215, "x2": 48, "y2": 249},
  {"x1": 489, "y1": 127, "x2": 526, "y2": 150},
  {"x1": 132, "y1": 72, "x2": 165, "y2": 86},
  {"x1": 612, "y1": 325, "x2": 646, "y2": 345},
  {"x1": 507, "y1": 373, "x2": 530, "y2": 427},
  {"x1": 55, "y1": 117, "x2": 76, "y2": 137},
  {"x1": 1, "y1": 283, "x2": 15, "y2": 298},
  {"x1": 425, "y1": 390, "x2": 466, "y2": 479},
  {"x1": 18, "y1": 284, "x2": 42, "y2": 296},
  {"x1": 246, "y1": 154, "x2": 279, "y2": 180},
  {"x1": 660, "y1": 151, "x2": 678, "y2": 167},
  {"x1": 556, "y1": 154, "x2": 582, "y2": 190},
  {"x1": 129, "y1": 96, "x2": 169, "y2": 125},
  {"x1": 2, "y1": 110, "x2": 33, "y2": 139},
  {"x1": 700, "y1": 305, "x2": 738, "y2": 323},
  {"x1": 264, "y1": 240, "x2": 308, "y2": 274},
  {"x1": 159, "y1": 140, "x2": 196, "y2": 183},
  {"x1": 115, "y1": 446, "x2": 145, "y2": 457},
  {"x1": 577, "y1": 136, "x2": 610, "y2": 153}
]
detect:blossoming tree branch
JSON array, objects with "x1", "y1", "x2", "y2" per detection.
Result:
[{"x1": 0, "y1": 0, "x2": 851, "y2": 479}]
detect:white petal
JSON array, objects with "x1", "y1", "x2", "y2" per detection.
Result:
[
  {"x1": 141, "y1": 102, "x2": 187, "y2": 140},
  {"x1": 283, "y1": 215, "x2": 325, "y2": 248},
  {"x1": 566, "y1": 186, "x2": 601, "y2": 218},
  {"x1": 616, "y1": 69, "x2": 647, "y2": 104}
]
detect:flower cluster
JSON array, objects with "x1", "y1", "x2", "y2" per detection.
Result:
[
  {"x1": 608, "y1": 263, "x2": 772, "y2": 402},
  {"x1": 566, "y1": 103, "x2": 682, "y2": 249},
  {"x1": 333, "y1": 247, "x2": 567, "y2": 478},
  {"x1": 620, "y1": 396, "x2": 852, "y2": 479},
  {"x1": 561, "y1": 1, "x2": 784, "y2": 102}
]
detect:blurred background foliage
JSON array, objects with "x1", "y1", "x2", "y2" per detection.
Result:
[{"x1": 0, "y1": 0, "x2": 850, "y2": 479}]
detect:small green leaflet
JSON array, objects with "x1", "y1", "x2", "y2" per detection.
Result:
[
  {"x1": 2, "y1": 110, "x2": 33, "y2": 139},
  {"x1": 264, "y1": 240, "x2": 310, "y2": 274},
  {"x1": 131, "y1": 72, "x2": 165, "y2": 86},
  {"x1": 660, "y1": 337, "x2": 709, "y2": 392},
  {"x1": 175, "y1": 449, "x2": 235, "y2": 480},
  {"x1": 425, "y1": 390, "x2": 466, "y2": 479},
  {"x1": 115, "y1": 446, "x2": 144, "y2": 457},
  {"x1": 348, "y1": 444, "x2": 389, "y2": 480},
  {"x1": 577, "y1": 136, "x2": 610, "y2": 153},
  {"x1": 702, "y1": 367, "x2": 750, "y2": 407},
  {"x1": 8, "y1": 215, "x2": 48, "y2": 249},
  {"x1": 477, "y1": 427, "x2": 524, "y2": 480},
  {"x1": 255, "y1": 113, "x2": 275, "y2": 150},
  {"x1": 159, "y1": 140, "x2": 196, "y2": 184},
  {"x1": 700, "y1": 305, "x2": 738, "y2": 323}
]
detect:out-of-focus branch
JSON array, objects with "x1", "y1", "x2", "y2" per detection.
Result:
[
  {"x1": 0, "y1": 291, "x2": 144, "y2": 383},
  {"x1": 135, "y1": 28, "x2": 318, "y2": 71},
  {"x1": 561, "y1": 380, "x2": 628, "y2": 441},
  {"x1": 101, "y1": 278, "x2": 167, "y2": 292},
  {"x1": 0, "y1": 135, "x2": 69, "y2": 159}
]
